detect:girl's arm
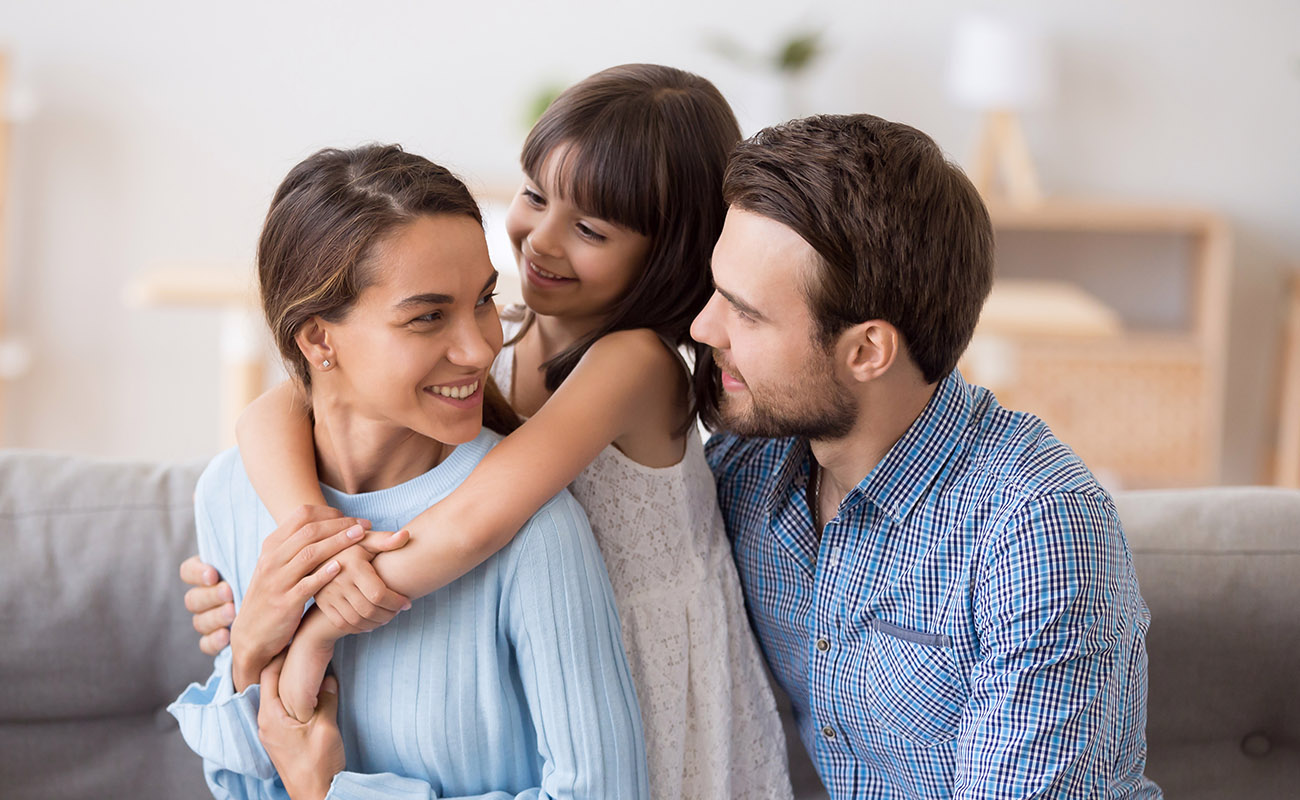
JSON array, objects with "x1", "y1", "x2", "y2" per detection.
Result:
[
  {"x1": 368, "y1": 328, "x2": 686, "y2": 598},
  {"x1": 235, "y1": 381, "x2": 328, "y2": 520},
  {"x1": 237, "y1": 381, "x2": 411, "y2": 634}
]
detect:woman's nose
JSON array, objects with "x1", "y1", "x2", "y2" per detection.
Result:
[{"x1": 448, "y1": 316, "x2": 496, "y2": 369}]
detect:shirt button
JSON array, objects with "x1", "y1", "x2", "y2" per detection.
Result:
[
  {"x1": 822, "y1": 725, "x2": 836, "y2": 740},
  {"x1": 815, "y1": 638, "x2": 831, "y2": 652}
]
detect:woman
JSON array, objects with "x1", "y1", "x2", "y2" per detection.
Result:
[{"x1": 168, "y1": 144, "x2": 648, "y2": 800}]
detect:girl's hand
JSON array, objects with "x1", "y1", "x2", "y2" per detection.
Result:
[
  {"x1": 230, "y1": 505, "x2": 372, "y2": 690},
  {"x1": 180, "y1": 555, "x2": 234, "y2": 656},
  {"x1": 312, "y1": 531, "x2": 412, "y2": 635},
  {"x1": 258, "y1": 655, "x2": 344, "y2": 800}
]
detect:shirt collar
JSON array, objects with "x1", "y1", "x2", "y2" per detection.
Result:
[{"x1": 850, "y1": 369, "x2": 975, "y2": 522}]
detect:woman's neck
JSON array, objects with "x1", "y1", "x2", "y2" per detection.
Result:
[{"x1": 310, "y1": 399, "x2": 450, "y2": 495}]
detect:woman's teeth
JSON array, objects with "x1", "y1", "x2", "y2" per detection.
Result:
[{"x1": 430, "y1": 381, "x2": 478, "y2": 399}]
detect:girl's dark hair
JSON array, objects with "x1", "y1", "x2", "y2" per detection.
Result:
[
  {"x1": 517, "y1": 63, "x2": 741, "y2": 422},
  {"x1": 258, "y1": 143, "x2": 519, "y2": 435}
]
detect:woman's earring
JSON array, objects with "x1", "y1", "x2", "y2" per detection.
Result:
[{"x1": 321, "y1": 360, "x2": 331, "y2": 369}]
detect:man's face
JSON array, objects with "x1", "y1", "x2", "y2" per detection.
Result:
[{"x1": 690, "y1": 208, "x2": 857, "y2": 440}]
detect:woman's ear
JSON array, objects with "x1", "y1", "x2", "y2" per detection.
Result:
[
  {"x1": 295, "y1": 318, "x2": 336, "y2": 372},
  {"x1": 836, "y1": 320, "x2": 899, "y2": 385}
]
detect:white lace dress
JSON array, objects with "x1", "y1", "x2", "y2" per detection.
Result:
[{"x1": 492, "y1": 319, "x2": 793, "y2": 799}]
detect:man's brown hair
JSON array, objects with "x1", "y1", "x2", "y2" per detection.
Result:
[{"x1": 710, "y1": 113, "x2": 993, "y2": 389}]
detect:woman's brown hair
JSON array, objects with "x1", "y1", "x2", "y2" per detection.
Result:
[
  {"x1": 516, "y1": 63, "x2": 741, "y2": 424},
  {"x1": 258, "y1": 144, "x2": 519, "y2": 434}
]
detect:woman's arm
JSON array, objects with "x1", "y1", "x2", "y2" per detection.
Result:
[
  {"x1": 236, "y1": 381, "x2": 327, "y2": 521},
  {"x1": 366, "y1": 329, "x2": 685, "y2": 599}
]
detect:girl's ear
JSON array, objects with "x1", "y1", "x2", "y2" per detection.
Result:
[
  {"x1": 835, "y1": 319, "x2": 899, "y2": 385},
  {"x1": 295, "y1": 318, "x2": 336, "y2": 372}
]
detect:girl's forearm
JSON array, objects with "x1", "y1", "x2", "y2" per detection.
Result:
[{"x1": 237, "y1": 381, "x2": 327, "y2": 523}]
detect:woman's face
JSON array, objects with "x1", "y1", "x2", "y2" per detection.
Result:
[{"x1": 315, "y1": 213, "x2": 502, "y2": 446}]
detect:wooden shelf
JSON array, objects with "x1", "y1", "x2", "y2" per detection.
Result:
[{"x1": 962, "y1": 198, "x2": 1231, "y2": 487}]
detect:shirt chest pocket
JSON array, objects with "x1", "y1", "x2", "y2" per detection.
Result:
[{"x1": 861, "y1": 619, "x2": 965, "y2": 747}]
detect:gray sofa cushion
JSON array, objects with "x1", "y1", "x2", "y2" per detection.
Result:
[
  {"x1": 0, "y1": 451, "x2": 210, "y2": 800},
  {"x1": 1117, "y1": 487, "x2": 1300, "y2": 799}
]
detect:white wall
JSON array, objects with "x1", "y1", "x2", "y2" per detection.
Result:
[{"x1": 2, "y1": 0, "x2": 1297, "y2": 483}]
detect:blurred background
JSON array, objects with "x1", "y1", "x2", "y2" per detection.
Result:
[{"x1": 1, "y1": 0, "x2": 1297, "y2": 488}]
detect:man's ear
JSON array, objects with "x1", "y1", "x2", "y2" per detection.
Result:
[
  {"x1": 836, "y1": 320, "x2": 899, "y2": 384},
  {"x1": 294, "y1": 317, "x2": 335, "y2": 372}
]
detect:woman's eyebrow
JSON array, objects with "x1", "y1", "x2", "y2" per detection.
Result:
[{"x1": 393, "y1": 272, "x2": 499, "y2": 310}]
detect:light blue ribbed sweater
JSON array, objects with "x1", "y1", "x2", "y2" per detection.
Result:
[{"x1": 168, "y1": 429, "x2": 649, "y2": 799}]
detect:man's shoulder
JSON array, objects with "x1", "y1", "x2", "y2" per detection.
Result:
[
  {"x1": 965, "y1": 393, "x2": 1111, "y2": 503},
  {"x1": 704, "y1": 430, "x2": 798, "y2": 484}
]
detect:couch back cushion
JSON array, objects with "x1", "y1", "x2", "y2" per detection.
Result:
[
  {"x1": 0, "y1": 450, "x2": 211, "y2": 799},
  {"x1": 1117, "y1": 487, "x2": 1300, "y2": 799}
]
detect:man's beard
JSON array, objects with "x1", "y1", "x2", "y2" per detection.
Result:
[{"x1": 714, "y1": 349, "x2": 858, "y2": 441}]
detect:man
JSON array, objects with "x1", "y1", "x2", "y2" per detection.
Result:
[{"x1": 690, "y1": 114, "x2": 1160, "y2": 797}]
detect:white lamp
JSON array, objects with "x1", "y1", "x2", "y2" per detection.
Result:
[{"x1": 948, "y1": 16, "x2": 1054, "y2": 206}]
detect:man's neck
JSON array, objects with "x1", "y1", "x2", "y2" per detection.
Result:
[
  {"x1": 311, "y1": 398, "x2": 449, "y2": 495},
  {"x1": 810, "y1": 370, "x2": 938, "y2": 518}
]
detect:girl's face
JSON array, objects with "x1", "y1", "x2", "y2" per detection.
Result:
[
  {"x1": 504, "y1": 147, "x2": 651, "y2": 331},
  {"x1": 315, "y1": 214, "x2": 503, "y2": 446}
]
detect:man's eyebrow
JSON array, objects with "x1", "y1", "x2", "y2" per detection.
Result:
[
  {"x1": 394, "y1": 272, "x2": 498, "y2": 310},
  {"x1": 716, "y1": 285, "x2": 767, "y2": 321}
]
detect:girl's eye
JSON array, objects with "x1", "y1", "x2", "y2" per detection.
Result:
[
  {"x1": 575, "y1": 222, "x2": 606, "y2": 242},
  {"x1": 521, "y1": 187, "x2": 545, "y2": 207},
  {"x1": 476, "y1": 291, "x2": 498, "y2": 308},
  {"x1": 412, "y1": 311, "x2": 443, "y2": 324}
]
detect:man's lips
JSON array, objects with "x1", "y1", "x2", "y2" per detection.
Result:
[{"x1": 713, "y1": 352, "x2": 746, "y2": 392}]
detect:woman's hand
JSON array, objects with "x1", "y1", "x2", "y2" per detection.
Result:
[
  {"x1": 180, "y1": 555, "x2": 234, "y2": 656},
  {"x1": 230, "y1": 505, "x2": 372, "y2": 690},
  {"x1": 258, "y1": 655, "x2": 344, "y2": 800}
]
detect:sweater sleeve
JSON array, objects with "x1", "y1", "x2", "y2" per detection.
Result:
[
  {"x1": 167, "y1": 454, "x2": 282, "y2": 797},
  {"x1": 492, "y1": 492, "x2": 650, "y2": 800}
]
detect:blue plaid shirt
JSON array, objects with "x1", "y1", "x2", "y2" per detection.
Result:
[{"x1": 706, "y1": 371, "x2": 1161, "y2": 799}]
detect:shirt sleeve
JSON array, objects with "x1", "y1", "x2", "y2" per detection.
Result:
[
  {"x1": 957, "y1": 489, "x2": 1150, "y2": 798},
  {"x1": 492, "y1": 492, "x2": 651, "y2": 800}
]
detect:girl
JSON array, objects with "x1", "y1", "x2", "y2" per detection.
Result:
[
  {"x1": 170, "y1": 143, "x2": 647, "y2": 798},
  {"x1": 226, "y1": 64, "x2": 791, "y2": 798}
]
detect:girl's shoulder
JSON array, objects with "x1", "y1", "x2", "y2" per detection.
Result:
[{"x1": 584, "y1": 328, "x2": 686, "y2": 380}]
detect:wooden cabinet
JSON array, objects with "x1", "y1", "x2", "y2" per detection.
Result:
[{"x1": 961, "y1": 199, "x2": 1231, "y2": 487}]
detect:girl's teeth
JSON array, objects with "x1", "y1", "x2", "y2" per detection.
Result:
[
  {"x1": 433, "y1": 381, "x2": 477, "y2": 399},
  {"x1": 533, "y1": 263, "x2": 565, "y2": 280}
]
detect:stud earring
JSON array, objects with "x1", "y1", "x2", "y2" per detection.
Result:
[{"x1": 321, "y1": 360, "x2": 331, "y2": 369}]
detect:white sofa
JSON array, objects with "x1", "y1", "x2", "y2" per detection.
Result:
[{"x1": 1, "y1": 450, "x2": 1297, "y2": 798}]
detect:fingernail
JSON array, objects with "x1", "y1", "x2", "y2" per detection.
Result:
[
  {"x1": 325, "y1": 560, "x2": 340, "y2": 574},
  {"x1": 346, "y1": 525, "x2": 363, "y2": 539},
  {"x1": 402, "y1": 601, "x2": 412, "y2": 611},
  {"x1": 221, "y1": 605, "x2": 236, "y2": 624},
  {"x1": 220, "y1": 585, "x2": 233, "y2": 602}
]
